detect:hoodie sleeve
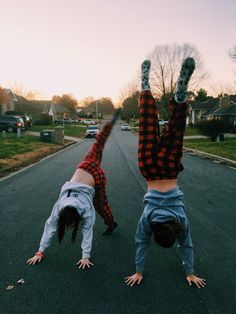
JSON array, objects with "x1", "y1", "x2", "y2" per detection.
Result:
[
  {"x1": 39, "y1": 216, "x2": 58, "y2": 252},
  {"x1": 80, "y1": 216, "x2": 94, "y2": 259},
  {"x1": 135, "y1": 215, "x2": 152, "y2": 273},
  {"x1": 38, "y1": 201, "x2": 59, "y2": 252},
  {"x1": 177, "y1": 225, "x2": 194, "y2": 275}
]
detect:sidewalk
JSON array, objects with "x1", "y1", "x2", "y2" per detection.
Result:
[{"x1": 25, "y1": 131, "x2": 83, "y2": 143}]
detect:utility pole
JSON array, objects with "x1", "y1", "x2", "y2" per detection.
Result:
[{"x1": 96, "y1": 101, "x2": 98, "y2": 124}]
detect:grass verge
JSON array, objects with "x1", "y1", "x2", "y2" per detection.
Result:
[
  {"x1": 184, "y1": 138, "x2": 236, "y2": 161},
  {"x1": 0, "y1": 134, "x2": 73, "y2": 178},
  {"x1": 132, "y1": 126, "x2": 201, "y2": 136}
]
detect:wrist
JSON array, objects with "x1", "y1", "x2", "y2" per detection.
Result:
[{"x1": 35, "y1": 251, "x2": 44, "y2": 258}]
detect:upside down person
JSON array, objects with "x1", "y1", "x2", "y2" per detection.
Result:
[
  {"x1": 27, "y1": 110, "x2": 120, "y2": 269},
  {"x1": 125, "y1": 58, "x2": 206, "y2": 288}
]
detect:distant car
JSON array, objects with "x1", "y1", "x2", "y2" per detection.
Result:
[
  {"x1": 55, "y1": 118, "x2": 73, "y2": 125},
  {"x1": 121, "y1": 123, "x2": 131, "y2": 131},
  {"x1": 0, "y1": 115, "x2": 25, "y2": 132},
  {"x1": 158, "y1": 119, "x2": 168, "y2": 126},
  {"x1": 81, "y1": 119, "x2": 96, "y2": 125},
  {"x1": 86, "y1": 125, "x2": 100, "y2": 137}
]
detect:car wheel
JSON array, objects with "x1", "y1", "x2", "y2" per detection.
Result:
[{"x1": 7, "y1": 126, "x2": 14, "y2": 133}]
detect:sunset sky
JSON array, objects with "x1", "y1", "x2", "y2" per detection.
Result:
[{"x1": 0, "y1": 0, "x2": 235, "y2": 105}]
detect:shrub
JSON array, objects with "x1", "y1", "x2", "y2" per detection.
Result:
[
  {"x1": 33, "y1": 114, "x2": 52, "y2": 126},
  {"x1": 196, "y1": 119, "x2": 230, "y2": 141}
]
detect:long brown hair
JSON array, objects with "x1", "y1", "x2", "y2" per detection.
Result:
[{"x1": 57, "y1": 206, "x2": 81, "y2": 243}]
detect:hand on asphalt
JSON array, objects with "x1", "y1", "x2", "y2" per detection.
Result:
[
  {"x1": 76, "y1": 258, "x2": 94, "y2": 269},
  {"x1": 125, "y1": 272, "x2": 143, "y2": 287},
  {"x1": 186, "y1": 274, "x2": 206, "y2": 288},
  {"x1": 26, "y1": 255, "x2": 43, "y2": 265}
]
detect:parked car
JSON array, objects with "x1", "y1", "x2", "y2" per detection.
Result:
[
  {"x1": 86, "y1": 125, "x2": 100, "y2": 137},
  {"x1": 55, "y1": 118, "x2": 73, "y2": 125},
  {"x1": 81, "y1": 119, "x2": 96, "y2": 125},
  {"x1": 158, "y1": 119, "x2": 168, "y2": 126},
  {"x1": 0, "y1": 115, "x2": 25, "y2": 132},
  {"x1": 121, "y1": 123, "x2": 131, "y2": 131},
  {"x1": 4, "y1": 112, "x2": 32, "y2": 129}
]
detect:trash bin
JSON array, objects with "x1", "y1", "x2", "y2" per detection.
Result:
[
  {"x1": 219, "y1": 133, "x2": 224, "y2": 142},
  {"x1": 40, "y1": 129, "x2": 55, "y2": 142}
]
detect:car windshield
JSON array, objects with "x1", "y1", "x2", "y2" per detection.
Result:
[
  {"x1": 122, "y1": 124, "x2": 129, "y2": 126},
  {"x1": 88, "y1": 125, "x2": 98, "y2": 130}
]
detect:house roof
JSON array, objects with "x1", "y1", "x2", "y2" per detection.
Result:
[
  {"x1": 14, "y1": 100, "x2": 70, "y2": 113},
  {"x1": 190, "y1": 99, "x2": 219, "y2": 110},
  {"x1": 211, "y1": 103, "x2": 236, "y2": 116}
]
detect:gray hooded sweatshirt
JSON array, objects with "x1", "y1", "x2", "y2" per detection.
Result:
[
  {"x1": 39, "y1": 182, "x2": 96, "y2": 259},
  {"x1": 135, "y1": 187, "x2": 194, "y2": 275}
]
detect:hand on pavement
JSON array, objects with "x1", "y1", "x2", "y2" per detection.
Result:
[
  {"x1": 26, "y1": 254, "x2": 43, "y2": 265},
  {"x1": 125, "y1": 272, "x2": 143, "y2": 287},
  {"x1": 186, "y1": 274, "x2": 206, "y2": 288},
  {"x1": 76, "y1": 258, "x2": 94, "y2": 269}
]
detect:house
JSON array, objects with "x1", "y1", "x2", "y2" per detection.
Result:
[
  {"x1": 188, "y1": 99, "x2": 218, "y2": 125},
  {"x1": 209, "y1": 96, "x2": 236, "y2": 126},
  {"x1": 0, "y1": 89, "x2": 18, "y2": 115},
  {"x1": 76, "y1": 106, "x2": 95, "y2": 118},
  {"x1": 189, "y1": 95, "x2": 236, "y2": 126},
  {"x1": 2, "y1": 97, "x2": 71, "y2": 123}
]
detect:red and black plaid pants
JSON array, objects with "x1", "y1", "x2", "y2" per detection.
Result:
[
  {"x1": 77, "y1": 123, "x2": 115, "y2": 226},
  {"x1": 138, "y1": 90, "x2": 188, "y2": 181}
]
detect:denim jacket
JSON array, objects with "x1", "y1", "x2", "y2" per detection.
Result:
[{"x1": 135, "y1": 187, "x2": 194, "y2": 275}]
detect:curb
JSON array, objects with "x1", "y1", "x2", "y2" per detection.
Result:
[
  {"x1": 183, "y1": 147, "x2": 236, "y2": 168},
  {"x1": 131, "y1": 129, "x2": 236, "y2": 169}
]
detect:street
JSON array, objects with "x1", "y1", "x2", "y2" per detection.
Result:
[{"x1": 0, "y1": 125, "x2": 236, "y2": 314}]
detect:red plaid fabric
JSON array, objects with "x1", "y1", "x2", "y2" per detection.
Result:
[
  {"x1": 138, "y1": 90, "x2": 188, "y2": 180},
  {"x1": 77, "y1": 123, "x2": 115, "y2": 226}
]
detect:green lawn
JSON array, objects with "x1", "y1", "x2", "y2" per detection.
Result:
[
  {"x1": 30, "y1": 124, "x2": 86, "y2": 138},
  {"x1": 184, "y1": 138, "x2": 236, "y2": 161},
  {"x1": 0, "y1": 134, "x2": 67, "y2": 176},
  {"x1": 132, "y1": 125, "x2": 201, "y2": 136},
  {"x1": 184, "y1": 126, "x2": 201, "y2": 136},
  {"x1": 0, "y1": 135, "x2": 57, "y2": 159}
]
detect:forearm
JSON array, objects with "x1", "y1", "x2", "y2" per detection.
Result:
[
  {"x1": 39, "y1": 219, "x2": 57, "y2": 252},
  {"x1": 135, "y1": 216, "x2": 152, "y2": 273},
  {"x1": 81, "y1": 224, "x2": 93, "y2": 259},
  {"x1": 177, "y1": 244, "x2": 194, "y2": 275}
]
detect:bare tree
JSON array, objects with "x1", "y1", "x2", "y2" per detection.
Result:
[
  {"x1": 228, "y1": 45, "x2": 236, "y2": 63},
  {"x1": 52, "y1": 94, "x2": 78, "y2": 112},
  {"x1": 209, "y1": 82, "x2": 236, "y2": 97},
  {"x1": 118, "y1": 78, "x2": 139, "y2": 105},
  {"x1": 11, "y1": 81, "x2": 39, "y2": 100},
  {"x1": 78, "y1": 97, "x2": 95, "y2": 107},
  {"x1": 147, "y1": 43, "x2": 208, "y2": 99}
]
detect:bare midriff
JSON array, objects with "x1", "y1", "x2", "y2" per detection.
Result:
[
  {"x1": 147, "y1": 179, "x2": 177, "y2": 192},
  {"x1": 70, "y1": 168, "x2": 95, "y2": 187}
]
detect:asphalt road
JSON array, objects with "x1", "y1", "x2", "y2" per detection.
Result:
[{"x1": 0, "y1": 125, "x2": 236, "y2": 314}]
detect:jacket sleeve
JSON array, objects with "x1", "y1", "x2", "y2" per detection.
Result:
[
  {"x1": 39, "y1": 201, "x2": 59, "y2": 252},
  {"x1": 39, "y1": 216, "x2": 58, "y2": 252},
  {"x1": 135, "y1": 215, "x2": 152, "y2": 273},
  {"x1": 177, "y1": 225, "x2": 194, "y2": 275},
  {"x1": 80, "y1": 217, "x2": 94, "y2": 259}
]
